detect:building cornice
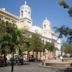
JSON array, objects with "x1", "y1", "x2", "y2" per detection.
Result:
[{"x1": 0, "y1": 8, "x2": 19, "y2": 20}]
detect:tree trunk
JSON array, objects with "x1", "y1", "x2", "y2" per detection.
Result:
[
  {"x1": 35, "y1": 51, "x2": 38, "y2": 61},
  {"x1": 11, "y1": 52, "x2": 14, "y2": 72},
  {"x1": 27, "y1": 51, "x2": 30, "y2": 61},
  {"x1": 40, "y1": 52, "x2": 41, "y2": 61},
  {"x1": 4, "y1": 52, "x2": 7, "y2": 66}
]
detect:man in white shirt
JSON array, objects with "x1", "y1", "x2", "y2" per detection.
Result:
[{"x1": 41, "y1": 55, "x2": 45, "y2": 66}]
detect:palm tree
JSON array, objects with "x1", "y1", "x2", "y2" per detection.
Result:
[
  {"x1": 58, "y1": 0, "x2": 72, "y2": 17},
  {"x1": 54, "y1": 25, "x2": 71, "y2": 42},
  {"x1": 58, "y1": 0, "x2": 69, "y2": 8},
  {"x1": 68, "y1": 7, "x2": 72, "y2": 16}
]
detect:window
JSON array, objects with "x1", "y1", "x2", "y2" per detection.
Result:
[
  {"x1": 28, "y1": 12, "x2": 30, "y2": 14},
  {"x1": 21, "y1": 10, "x2": 23, "y2": 17},
  {"x1": 25, "y1": 10, "x2": 27, "y2": 12},
  {"x1": 44, "y1": 24, "x2": 46, "y2": 28}
]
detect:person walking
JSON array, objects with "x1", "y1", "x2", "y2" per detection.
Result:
[{"x1": 41, "y1": 55, "x2": 45, "y2": 66}]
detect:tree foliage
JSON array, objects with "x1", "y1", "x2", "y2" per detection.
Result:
[
  {"x1": 58, "y1": 0, "x2": 72, "y2": 17},
  {"x1": 54, "y1": 25, "x2": 72, "y2": 43},
  {"x1": 0, "y1": 20, "x2": 21, "y2": 54},
  {"x1": 58, "y1": 0, "x2": 69, "y2": 8},
  {"x1": 62, "y1": 42, "x2": 72, "y2": 53},
  {"x1": 30, "y1": 33, "x2": 43, "y2": 52},
  {"x1": 44, "y1": 42, "x2": 55, "y2": 52}
]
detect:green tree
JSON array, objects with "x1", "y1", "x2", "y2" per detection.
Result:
[
  {"x1": 54, "y1": 25, "x2": 72, "y2": 43},
  {"x1": 58, "y1": 0, "x2": 72, "y2": 17},
  {"x1": 30, "y1": 33, "x2": 43, "y2": 60},
  {"x1": 44, "y1": 42, "x2": 55, "y2": 52},
  {"x1": 62, "y1": 42, "x2": 72, "y2": 54},
  {"x1": 31, "y1": 33, "x2": 43, "y2": 52},
  {"x1": 58, "y1": 0, "x2": 69, "y2": 8},
  {"x1": 0, "y1": 20, "x2": 21, "y2": 67},
  {"x1": 15, "y1": 29, "x2": 32, "y2": 60}
]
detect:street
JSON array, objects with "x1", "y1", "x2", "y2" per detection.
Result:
[{"x1": 0, "y1": 62, "x2": 72, "y2": 72}]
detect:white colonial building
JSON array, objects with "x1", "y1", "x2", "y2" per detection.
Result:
[{"x1": 0, "y1": 1, "x2": 61, "y2": 56}]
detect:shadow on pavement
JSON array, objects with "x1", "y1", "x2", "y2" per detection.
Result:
[{"x1": 57, "y1": 68, "x2": 72, "y2": 72}]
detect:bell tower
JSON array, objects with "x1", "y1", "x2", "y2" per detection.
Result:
[
  {"x1": 19, "y1": 0, "x2": 32, "y2": 29},
  {"x1": 20, "y1": 0, "x2": 31, "y2": 19},
  {"x1": 43, "y1": 17, "x2": 51, "y2": 32}
]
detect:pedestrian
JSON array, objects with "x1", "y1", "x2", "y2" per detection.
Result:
[
  {"x1": 60, "y1": 55, "x2": 63, "y2": 61},
  {"x1": 4, "y1": 56, "x2": 7, "y2": 66},
  {"x1": 41, "y1": 55, "x2": 45, "y2": 66}
]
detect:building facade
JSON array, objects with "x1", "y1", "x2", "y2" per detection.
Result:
[{"x1": 0, "y1": 1, "x2": 61, "y2": 56}]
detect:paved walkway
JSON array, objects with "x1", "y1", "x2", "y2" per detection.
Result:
[{"x1": 0, "y1": 62, "x2": 72, "y2": 72}]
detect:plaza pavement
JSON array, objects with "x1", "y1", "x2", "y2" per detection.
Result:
[{"x1": 0, "y1": 62, "x2": 72, "y2": 72}]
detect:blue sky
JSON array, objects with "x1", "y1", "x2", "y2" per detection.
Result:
[{"x1": 0, "y1": 0, "x2": 72, "y2": 28}]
